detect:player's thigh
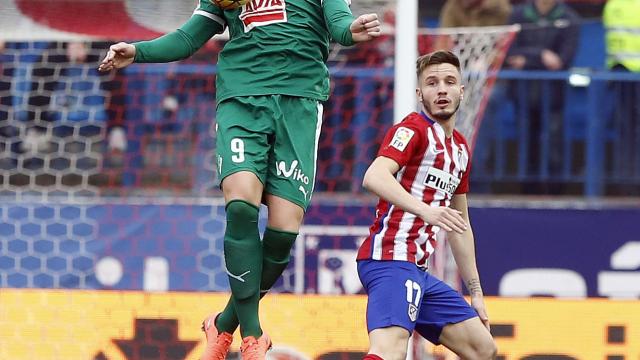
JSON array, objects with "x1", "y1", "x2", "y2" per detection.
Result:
[
  {"x1": 357, "y1": 260, "x2": 427, "y2": 348},
  {"x1": 216, "y1": 97, "x2": 272, "y2": 201},
  {"x1": 265, "y1": 96, "x2": 322, "y2": 211},
  {"x1": 264, "y1": 194, "x2": 304, "y2": 232},
  {"x1": 439, "y1": 317, "x2": 496, "y2": 359},
  {"x1": 368, "y1": 327, "x2": 410, "y2": 360},
  {"x1": 414, "y1": 273, "x2": 479, "y2": 345}
]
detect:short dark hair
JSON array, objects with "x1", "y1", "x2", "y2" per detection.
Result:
[{"x1": 416, "y1": 50, "x2": 461, "y2": 79}]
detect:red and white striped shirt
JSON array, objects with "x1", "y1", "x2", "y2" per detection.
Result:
[{"x1": 357, "y1": 112, "x2": 471, "y2": 268}]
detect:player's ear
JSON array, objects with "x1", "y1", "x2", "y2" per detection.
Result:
[
  {"x1": 459, "y1": 84, "x2": 464, "y2": 100},
  {"x1": 416, "y1": 88, "x2": 422, "y2": 100}
]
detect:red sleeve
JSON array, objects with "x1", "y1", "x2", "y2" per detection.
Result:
[{"x1": 377, "y1": 122, "x2": 423, "y2": 168}]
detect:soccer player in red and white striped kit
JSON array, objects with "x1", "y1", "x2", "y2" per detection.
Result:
[{"x1": 357, "y1": 50, "x2": 497, "y2": 359}]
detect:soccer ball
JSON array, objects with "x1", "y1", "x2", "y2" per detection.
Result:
[{"x1": 210, "y1": 0, "x2": 250, "y2": 10}]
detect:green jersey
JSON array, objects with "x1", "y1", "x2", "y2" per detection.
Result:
[{"x1": 135, "y1": 0, "x2": 356, "y2": 102}]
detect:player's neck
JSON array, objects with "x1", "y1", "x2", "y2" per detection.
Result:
[
  {"x1": 438, "y1": 119, "x2": 456, "y2": 138},
  {"x1": 420, "y1": 111, "x2": 457, "y2": 138}
]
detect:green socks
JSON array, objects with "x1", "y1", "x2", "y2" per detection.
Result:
[
  {"x1": 216, "y1": 226, "x2": 297, "y2": 336},
  {"x1": 222, "y1": 200, "x2": 263, "y2": 338},
  {"x1": 260, "y1": 227, "x2": 298, "y2": 291}
]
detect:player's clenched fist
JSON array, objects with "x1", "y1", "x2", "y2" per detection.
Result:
[
  {"x1": 98, "y1": 42, "x2": 136, "y2": 72},
  {"x1": 350, "y1": 13, "x2": 381, "y2": 43}
]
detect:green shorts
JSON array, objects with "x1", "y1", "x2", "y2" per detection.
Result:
[{"x1": 215, "y1": 95, "x2": 323, "y2": 210}]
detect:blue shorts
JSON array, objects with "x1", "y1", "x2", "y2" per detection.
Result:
[{"x1": 357, "y1": 259, "x2": 478, "y2": 344}]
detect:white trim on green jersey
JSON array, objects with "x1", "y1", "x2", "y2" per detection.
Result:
[
  {"x1": 322, "y1": 0, "x2": 351, "y2": 5},
  {"x1": 193, "y1": 9, "x2": 226, "y2": 29}
]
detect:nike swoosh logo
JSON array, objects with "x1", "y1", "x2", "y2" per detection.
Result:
[
  {"x1": 227, "y1": 270, "x2": 251, "y2": 283},
  {"x1": 433, "y1": 149, "x2": 445, "y2": 155}
]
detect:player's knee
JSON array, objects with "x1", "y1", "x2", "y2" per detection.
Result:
[
  {"x1": 226, "y1": 200, "x2": 259, "y2": 223},
  {"x1": 263, "y1": 227, "x2": 297, "y2": 263},
  {"x1": 224, "y1": 200, "x2": 259, "y2": 243},
  {"x1": 472, "y1": 337, "x2": 497, "y2": 359}
]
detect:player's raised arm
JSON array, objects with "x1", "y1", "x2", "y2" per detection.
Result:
[
  {"x1": 98, "y1": 2, "x2": 225, "y2": 72},
  {"x1": 322, "y1": 0, "x2": 380, "y2": 45},
  {"x1": 362, "y1": 156, "x2": 467, "y2": 234}
]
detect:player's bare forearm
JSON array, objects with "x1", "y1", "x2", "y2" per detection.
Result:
[
  {"x1": 447, "y1": 201, "x2": 490, "y2": 329},
  {"x1": 448, "y1": 194, "x2": 483, "y2": 298},
  {"x1": 363, "y1": 157, "x2": 466, "y2": 233},
  {"x1": 449, "y1": 229, "x2": 482, "y2": 296}
]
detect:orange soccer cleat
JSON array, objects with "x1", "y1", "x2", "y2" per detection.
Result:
[
  {"x1": 200, "y1": 314, "x2": 234, "y2": 360},
  {"x1": 240, "y1": 333, "x2": 272, "y2": 360}
]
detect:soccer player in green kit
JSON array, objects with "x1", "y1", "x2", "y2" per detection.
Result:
[{"x1": 99, "y1": 1, "x2": 380, "y2": 359}]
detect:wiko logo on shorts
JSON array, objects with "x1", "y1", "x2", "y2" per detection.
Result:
[
  {"x1": 424, "y1": 167, "x2": 460, "y2": 197},
  {"x1": 276, "y1": 160, "x2": 309, "y2": 185},
  {"x1": 239, "y1": 0, "x2": 287, "y2": 32}
]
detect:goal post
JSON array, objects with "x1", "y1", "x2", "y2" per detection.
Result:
[{"x1": 394, "y1": 0, "x2": 419, "y2": 124}]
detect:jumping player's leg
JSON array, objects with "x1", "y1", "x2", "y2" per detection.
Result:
[
  {"x1": 219, "y1": 172, "x2": 264, "y2": 339},
  {"x1": 215, "y1": 95, "x2": 318, "y2": 335},
  {"x1": 215, "y1": 195, "x2": 301, "y2": 333},
  {"x1": 414, "y1": 273, "x2": 497, "y2": 359},
  {"x1": 259, "y1": 95, "x2": 320, "y2": 292},
  {"x1": 215, "y1": 97, "x2": 272, "y2": 339},
  {"x1": 261, "y1": 195, "x2": 303, "y2": 291}
]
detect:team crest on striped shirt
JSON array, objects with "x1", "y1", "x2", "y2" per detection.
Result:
[
  {"x1": 239, "y1": 0, "x2": 287, "y2": 32},
  {"x1": 390, "y1": 127, "x2": 415, "y2": 151}
]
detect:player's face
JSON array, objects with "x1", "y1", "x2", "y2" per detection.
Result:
[{"x1": 416, "y1": 63, "x2": 464, "y2": 122}]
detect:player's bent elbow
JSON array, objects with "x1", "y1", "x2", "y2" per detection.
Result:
[
  {"x1": 362, "y1": 168, "x2": 376, "y2": 191},
  {"x1": 362, "y1": 175, "x2": 370, "y2": 191}
]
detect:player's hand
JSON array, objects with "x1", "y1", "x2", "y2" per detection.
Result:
[
  {"x1": 418, "y1": 206, "x2": 467, "y2": 234},
  {"x1": 98, "y1": 42, "x2": 136, "y2": 72},
  {"x1": 350, "y1": 14, "x2": 381, "y2": 43},
  {"x1": 471, "y1": 296, "x2": 490, "y2": 331}
]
